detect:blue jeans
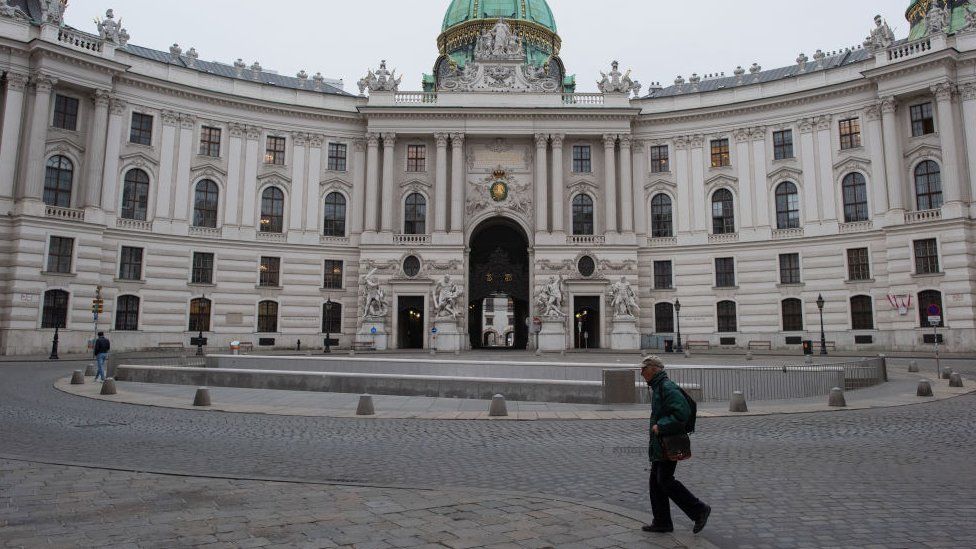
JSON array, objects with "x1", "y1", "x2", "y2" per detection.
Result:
[{"x1": 95, "y1": 353, "x2": 107, "y2": 381}]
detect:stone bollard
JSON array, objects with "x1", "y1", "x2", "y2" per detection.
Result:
[
  {"x1": 489, "y1": 394, "x2": 508, "y2": 417},
  {"x1": 941, "y1": 368, "x2": 953, "y2": 380},
  {"x1": 100, "y1": 378, "x2": 118, "y2": 395},
  {"x1": 356, "y1": 394, "x2": 375, "y2": 416},
  {"x1": 70, "y1": 370, "x2": 85, "y2": 385},
  {"x1": 916, "y1": 380, "x2": 933, "y2": 397},
  {"x1": 729, "y1": 391, "x2": 748, "y2": 413},
  {"x1": 828, "y1": 387, "x2": 846, "y2": 407},
  {"x1": 949, "y1": 373, "x2": 964, "y2": 388},
  {"x1": 84, "y1": 363, "x2": 96, "y2": 377},
  {"x1": 908, "y1": 360, "x2": 919, "y2": 373},
  {"x1": 193, "y1": 387, "x2": 212, "y2": 407},
  {"x1": 746, "y1": 351, "x2": 754, "y2": 361}
]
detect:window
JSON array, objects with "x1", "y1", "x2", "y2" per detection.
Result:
[
  {"x1": 910, "y1": 103, "x2": 935, "y2": 137},
  {"x1": 918, "y1": 290, "x2": 944, "y2": 328},
  {"x1": 914, "y1": 161, "x2": 943, "y2": 211},
  {"x1": 650, "y1": 194, "x2": 673, "y2": 238},
  {"x1": 655, "y1": 303, "x2": 674, "y2": 333},
  {"x1": 260, "y1": 187, "x2": 285, "y2": 233},
  {"x1": 839, "y1": 118, "x2": 862, "y2": 150},
  {"x1": 842, "y1": 173, "x2": 869, "y2": 223},
  {"x1": 322, "y1": 302, "x2": 342, "y2": 333},
  {"x1": 120, "y1": 169, "x2": 150, "y2": 221},
  {"x1": 188, "y1": 297, "x2": 211, "y2": 332},
  {"x1": 403, "y1": 193, "x2": 427, "y2": 235},
  {"x1": 53, "y1": 94, "x2": 79, "y2": 131},
  {"x1": 258, "y1": 301, "x2": 278, "y2": 332},
  {"x1": 265, "y1": 136, "x2": 286, "y2": 165},
  {"x1": 322, "y1": 192, "x2": 347, "y2": 237},
  {"x1": 572, "y1": 145, "x2": 591, "y2": 173},
  {"x1": 41, "y1": 290, "x2": 69, "y2": 329},
  {"x1": 779, "y1": 253, "x2": 801, "y2": 285},
  {"x1": 913, "y1": 239, "x2": 940, "y2": 274},
  {"x1": 328, "y1": 143, "x2": 347, "y2": 171},
  {"x1": 43, "y1": 155, "x2": 73, "y2": 208},
  {"x1": 653, "y1": 260, "x2": 673, "y2": 290},
  {"x1": 711, "y1": 189, "x2": 735, "y2": 234},
  {"x1": 850, "y1": 296, "x2": 874, "y2": 330},
  {"x1": 115, "y1": 295, "x2": 140, "y2": 331},
  {"x1": 650, "y1": 145, "x2": 669, "y2": 173},
  {"x1": 259, "y1": 257, "x2": 281, "y2": 287},
  {"x1": 46, "y1": 236, "x2": 73, "y2": 273},
  {"x1": 323, "y1": 260, "x2": 344, "y2": 289},
  {"x1": 781, "y1": 298, "x2": 804, "y2": 331},
  {"x1": 710, "y1": 139, "x2": 730, "y2": 168},
  {"x1": 129, "y1": 112, "x2": 153, "y2": 145},
  {"x1": 773, "y1": 130, "x2": 794, "y2": 160},
  {"x1": 717, "y1": 301, "x2": 737, "y2": 333},
  {"x1": 199, "y1": 126, "x2": 221, "y2": 157},
  {"x1": 193, "y1": 180, "x2": 220, "y2": 228},
  {"x1": 572, "y1": 194, "x2": 594, "y2": 235},
  {"x1": 775, "y1": 182, "x2": 800, "y2": 230},
  {"x1": 715, "y1": 258, "x2": 735, "y2": 288},
  {"x1": 406, "y1": 144, "x2": 426, "y2": 172},
  {"x1": 191, "y1": 252, "x2": 214, "y2": 284},
  {"x1": 847, "y1": 248, "x2": 871, "y2": 281},
  {"x1": 119, "y1": 246, "x2": 144, "y2": 281}
]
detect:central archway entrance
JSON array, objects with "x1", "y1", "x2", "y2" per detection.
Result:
[{"x1": 468, "y1": 218, "x2": 530, "y2": 350}]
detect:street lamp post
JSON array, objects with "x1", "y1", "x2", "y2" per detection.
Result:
[
  {"x1": 49, "y1": 322, "x2": 60, "y2": 361},
  {"x1": 324, "y1": 298, "x2": 333, "y2": 354},
  {"x1": 674, "y1": 299, "x2": 683, "y2": 353},
  {"x1": 817, "y1": 293, "x2": 827, "y2": 356}
]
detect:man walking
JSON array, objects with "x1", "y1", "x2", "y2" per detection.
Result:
[
  {"x1": 93, "y1": 332, "x2": 110, "y2": 382},
  {"x1": 640, "y1": 355, "x2": 711, "y2": 534}
]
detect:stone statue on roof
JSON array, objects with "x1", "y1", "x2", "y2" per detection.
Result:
[
  {"x1": 965, "y1": 0, "x2": 976, "y2": 30},
  {"x1": 927, "y1": 0, "x2": 951, "y2": 35},
  {"x1": 97, "y1": 9, "x2": 129, "y2": 46},
  {"x1": 0, "y1": 0, "x2": 27, "y2": 19},
  {"x1": 357, "y1": 60, "x2": 402, "y2": 95},
  {"x1": 597, "y1": 60, "x2": 637, "y2": 95},
  {"x1": 864, "y1": 15, "x2": 895, "y2": 51}
]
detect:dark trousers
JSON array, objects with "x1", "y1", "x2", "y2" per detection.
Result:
[{"x1": 649, "y1": 460, "x2": 707, "y2": 527}]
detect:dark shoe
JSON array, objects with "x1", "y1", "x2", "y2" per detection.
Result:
[
  {"x1": 642, "y1": 524, "x2": 674, "y2": 533},
  {"x1": 693, "y1": 505, "x2": 711, "y2": 534}
]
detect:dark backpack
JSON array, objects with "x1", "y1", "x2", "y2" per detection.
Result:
[{"x1": 655, "y1": 382, "x2": 698, "y2": 434}]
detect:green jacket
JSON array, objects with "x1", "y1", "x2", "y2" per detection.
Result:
[{"x1": 647, "y1": 371, "x2": 691, "y2": 462}]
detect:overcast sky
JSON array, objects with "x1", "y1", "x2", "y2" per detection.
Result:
[{"x1": 64, "y1": 0, "x2": 909, "y2": 93}]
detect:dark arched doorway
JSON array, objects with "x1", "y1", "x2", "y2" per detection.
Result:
[{"x1": 468, "y1": 218, "x2": 530, "y2": 350}]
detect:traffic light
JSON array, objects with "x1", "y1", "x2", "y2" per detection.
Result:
[{"x1": 91, "y1": 298, "x2": 104, "y2": 314}]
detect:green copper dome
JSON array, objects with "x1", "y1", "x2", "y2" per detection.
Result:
[
  {"x1": 906, "y1": 0, "x2": 975, "y2": 40},
  {"x1": 442, "y1": 0, "x2": 557, "y2": 33}
]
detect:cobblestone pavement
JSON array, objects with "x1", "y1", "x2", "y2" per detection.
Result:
[{"x1": 2, "y1": 362, "x2": 975, "y2": 548}]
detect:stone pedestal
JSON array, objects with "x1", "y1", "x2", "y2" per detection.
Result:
[
  {"x1": 433, "y1": 318, "x2": 464, "y2": 352},
  {"x1": 538, "y1": 318, "x2": 568, "y2": 352},
  {"x1": 358, "y1": 320, "x2": 388, "y2": 351},
  {"x1": 610, "y1": 316, "x2": 640, "y2": 351}
]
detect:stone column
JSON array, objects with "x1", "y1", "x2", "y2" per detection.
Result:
[
  {"x1": 0, "y1": 72, "x2": 28, "y2": 199},
  {"x1": 750, "y1": 128, "x2": 770, "y2": 228},
  {"x1": 305, "y1": 134, "x2": 324, "y2": 232},
  {"x1": 241, "y1": 126, "x2": 261, "y2": 227},
  {"x1": 619, "y1": 135, "x2": 634, "y2": 233},
  {"x1": 434, "y1": 132, "x2": 449, "y2": 233},
  {"x1": 450, "y1": 133, "x2": 465, "y2": 233},
  {"x1": 223, "y1": 123, "x2": 245, "y2": 226},
  {"x1": 734, "y1": 129, "x2": 754, "y2": 229},
  {"x1": 631, "y1": 139, "x2": 647, "y2": 235},
  {"x1": 155, "y1": 110, "x2": 179, "y2": 219},
  {"x1": 83, "y1": 89, "x2": 110, "y2": 209},
  {"x1": 880, "y1": 97, "x2": 905, "y2": 211},
  {"x1": 363, "y1": 133, "x2": 380, "y2": 233},
  {"x1": 798, "y1": 118, "x2": 820, "y2": 222},
  {"x1": 550, "y1": 134, "x2": 565, "y2": 234},
  {"x1": 863, "y1": 104, "x2": 889, "y2": 216},
  {"x1": 961, "y1": 84, "x2": 976, "y2": 208},
  {"x1": 351, "y1": 138, "x2": 367, "y2": 234},
  {"x1": 100, "y1": 97, "x2": 126, "y2": 212},
  {"x1": 534, "y1": 133, "x2": 549, "y2": 233},
  {"x1": 932, "y1": 82, "x2": 963, "y2": 207},
  {"x1": 380, "y1": 132, "x2": 396, "y2": 233},
  {"x1": 22, "y1": 73, "x2": 56, "y2": 200},
  {"x1": 172, "y1": 114, "x2": 195, "y2": 221},
  {"x1": 689, "y1": 136, "x2": 705, "y2": 233},
  {"x1": 674, "y1": 137, "x2": 691, "y2": 233},
  {"x1": 288, "y1": 132, "x2": 308, "y2": 231},
  {"x1": 603, "y1": 134, "x2": 618, "y2": 233},
  {"x1": 815, "y1": 116, "x2": 837, "y2": 221}
]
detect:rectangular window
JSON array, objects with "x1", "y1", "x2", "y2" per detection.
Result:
[
  {"x1": 572, "y1": 145, "x2": 591, "y2": 173},
  {"x1": 653, "y1": 261, "x2": 673, "y2": 290},
  {"x1": 322, "y1": 303, "x2": 341, "y2": 334},
  {"x1": 265, "y1": 136, "x2": 286, "y2": 165},
  {"x1": 199, "y1": 126, "x2": 221, "y2": 157},
  {"x1": 655, "y1": 304, "x2": 674, "y2": 334},
  {"x1": 119, "y1": 246, "x2": 144, "y2": 281},
  {"x1": 913, "y1": 239, "x2": 940, "y2": 274},
  {"x1": 406, "y1": 144, "x2": 426, "y2": 172},
  {"x1": 328, "y1": 143, "x2": 347, "y2": 171},
  {"x1": 910, "y1": 103, "x2": 935, "y2": 137},
  {"x1": 847, "y1": 248, "x2": 871, "y2": 281},
  {"x1": 773, "y1": 130, "x2": 794, "y2": 160},
  {"x1": 46, "y1": 236, "x2": 74, "y2": 273},
  {"x1": 259, "y1": 256, "x2": 281, "y2": 287},
  {"x1": 191, "y1": 252, "x2": 214, "y2": 284},
  {"x1": 715, "y1": 258, "x2": 735, "y2": 288},
  {"x1": 779, "y1": 253, "x2": 801, "y2": 285},
  {"x1": 323, "y1": 259, "x2": 344, "y2": 289},
  {"x1": 710, "y1": 139, "x2": 730, "y2": 168},
  {"x1": 650, "y1": 145, "x2": 669, "y2": 173},
  {"x1": 52, "y1": 94, "x2": 79, "y2": 131},
  {"x1": 839, "y1": 118, "x2": 862, "y2": 150},
  {"x1": 129, "y1": 113, "x2": 154, "y2": 146}
]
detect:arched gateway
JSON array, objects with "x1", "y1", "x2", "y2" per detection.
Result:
[{"x1": 468, "y1": 218, "x2": 530, "y2": 350}]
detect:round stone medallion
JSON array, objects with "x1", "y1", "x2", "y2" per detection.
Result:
[
  {"x1": 403, "y1": 256, "x2": 421, "y2": 277},
  {"x1": 578, "y1": 256, "x2": 596, "y2": 277},
  {"x1": 490, "y1": 180, "x2": 509, "y2": 202}
]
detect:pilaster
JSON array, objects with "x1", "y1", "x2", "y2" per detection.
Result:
[
  {"x1": 619, "y1": 135, "x2": 634, "y2": 233},
  {"x1": 450, "y1": 133, "x2": 465, "y2": 233},
  {"x1": 603, "y1": 134, "x2": 618, "y2": 233},
  {"x1": 100, "y1": 97, "x2": 126, "y2": 212},
  {"x1": 535, "y1": 133, "x2": 549, "y2": 234},
  {"x1": 22, "y1": 73, "x2": 56, "y2": 201},
  {"x1": 155, "y1": 110, "x2": 179, "y2": 219},
  {"x1": 364, "y1": 132, "x2": 380, "y2": 233},
  {"x1": 550, "y1": 134, "x2": 565, "y2": 234},
  {"x1": 863, "y1": 103, "x2": 889, "y2": 218},
  {"x1": 224, "y1": 123, "x2": 245, "y2": 226},
  {"x1": 289, "y1": 132, "x2": 308, "y2": 231},
  {"x1": 380, "y1": 132, "x2": 396, "y2": 233},
  {"x1": 351, "y1": 138, "x2": 367, "y2": 234},
  {"x1": 305, "y1": 134, "x2": 324, "y2": 233},
  {"x1": 959, "y1": 83, "x2": 976, "y2": 215},
  {"x1": 674, "y1": 137, "x2": 691, "y2": 234},
  {"x1": 83, "y1": 89, "x2": 110, "y2": 210},
  {"x1": 734, "y1": 128, "x2": 754, "y2": 230},
  {"x1": 0, "y1": 72, "x2": 27, "y2": 199},
  {"x1": 932, "y1": 82, "x2": 964, "y2": 217},
  {"x1": 434, "y1": 132, "x2": 449, "y2": 233},
  {"x1": 880, "y1": 97, "x2": 905, "y2": 217},
  {"x1": 750, "y1": 127, "x2": 770, "y2": 229},
  {"x1": 241, "y1": 126, "x2": 261, "y2": 227}
]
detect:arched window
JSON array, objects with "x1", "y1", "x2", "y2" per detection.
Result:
[
  {"x1": 115, "y1": 295, "x2": 140, "y2": 331},
  {"x1": 717, "y1": 300, "x2": 737, "y2": 333},
  {"x1": 322, "y1": 302, "x2": 342, "y2": 334},
  {"x1": 572, "y1": 194, "x2": 594, "y2": 235},
  {"x1": 260, "y1": 187, "x2": 285, "y2": 233},
  {"x1": 41, "y1": 289, "x2": 69, "y2": 329},
  {"x1": 775, "y1": 182, "x2": 800, "y2": 230},
  {"x1": 918, "y1": 290, "x2": 944, "y2": 328},
  {"x1": 121, "y1": 169, "x2": 150, "y2": 221},
  {"x1": 193, "y1": 180, "x2": 220, "y2": 228},
  {"x1": 323, "y1": 192, "x2": 347, "y2": 237},
  {"x1": 655, "y1": 302, "x2": 674, "y2": 333},
  {"x1": 650, "y1": 194, "x2": 673, "y2": 238},
  {"x1": 914, "y1": 160, "x2": 943, "y2": 211},
  {"x1": 850, "y1": 295, "x2": 874, "y2": 330},
  {"x1": 842, "y1": 173, "x2": 869, "y2": 223},
  {"x1": 781, "y1": 298, "x2": 803, "y2": 332},
  {"x1": 43, "y1": 155, "x2": 73, "y2": 208},
  {"x1": 258, "y1": 300, "x2": 278, "y2": 333},
  {"x1": 711, "y1": 189, "x2": 735, "y2": 235},
  {"x1": 403, "y1": 193, "x2": 426, "y2": 235},
  {"x1": 188, "y1": 297, "x2": 211, "y2": 332}
]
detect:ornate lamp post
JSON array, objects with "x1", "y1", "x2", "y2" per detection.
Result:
[
  {"x1": 674, "y1": 299, "x2": 683, "y2": 353},
  {"x1": 193, "y1": 294, "x2": 207, "y2": 357},
  {"x1": 324, "y1": 298, "x2": 334, "y2": 354},
  {"x1": 817, "y1": 293, "x2": 827, "y2": 356},
  {"x1": 49, "y1": 322, "x2": 61, "y2": 361}
]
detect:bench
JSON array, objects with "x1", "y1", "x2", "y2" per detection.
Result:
[
  {"x1": 353, "y1": 340, "x2": 375, "y2": 352},
  {"x1": 748, "y1": 340, "x2": 772, "y2": 351},
  {"x1": 686, "y1": 340, "x2": 710, "y2": 350},
  {"x1": 239, "y1": 342, "x2": 254, "y2": 353},
  {"x1": 157, "y1": 342, "x2": 185, "y2": 350}
]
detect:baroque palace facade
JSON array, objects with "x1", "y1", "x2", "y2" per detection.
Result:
[{"x1": 1, "y1": 0, "x2": 976, "y2": 355}]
